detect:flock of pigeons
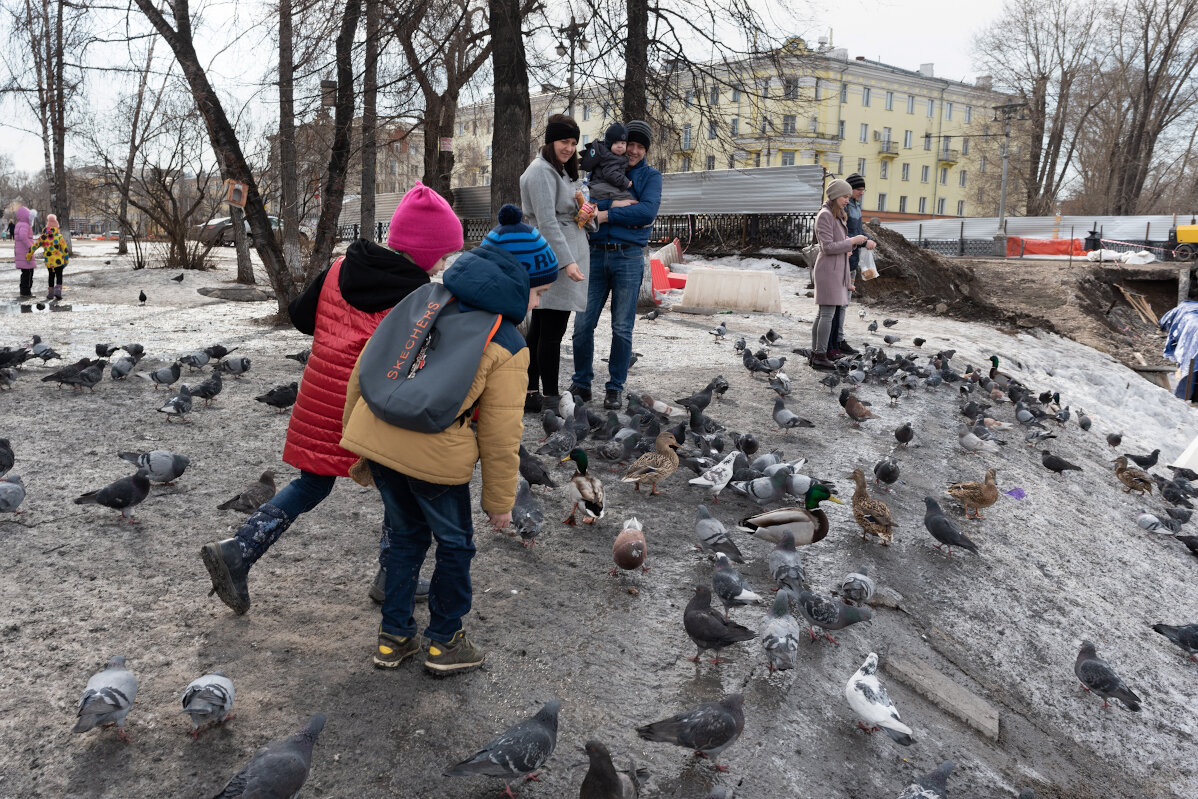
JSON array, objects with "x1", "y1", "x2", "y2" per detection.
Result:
[{"x1": 3, "y1": 297, "x2": 1197, "y2": 797}]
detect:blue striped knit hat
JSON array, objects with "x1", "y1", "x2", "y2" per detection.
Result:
[{"x1": 483, "y1": 204, "x2": 559, "y2": 287}]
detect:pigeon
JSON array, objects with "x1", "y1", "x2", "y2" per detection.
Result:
[
  {"x1": 761, "y1": 327, "x2": 782, "y2": 344},
  {"x1": 922, "y1": 497, "x2": 979, "y2": 556},
  {"x1": 123, "y1": 343, "x2": 146, "y2": 359},
  {"x1": 110, "y1": 356, "x2": 137, "y2": 380},
  {"x1": 611, "y1": 517, "x2": 647, "y2": 570},
  {"x1": 541, "y1": 409, "x2": 564, "y2": 437},
  {"x1": 730, "y1": 468, "x2": 791, "y2": 506},
  {"x1": 1168, "y1": 465, "x2": 1198, "y2": 482},
  {"x1": 169, "y1": 271, "x2": 186, "y2": 282},
  {"x1": 191, "y1": 369, "x2": 223, "y2": 405},
  {"x1": 840, "y1": 388, "x2": 876, "y2": 425},
  {"x1": 536, "y1": 426, "x2": 577, "y2": 459},
  {"x1": 711, "y1": 552, "x2": 761, "y2": 617},
  {"x1": 773, "y1": 396, "x2": 814, "y2": 430},
  {"x1": 256, "y1": 382, "x2": 299, "y2": 412},
  {"x1": 894, "y1": 422, "x2": 913, "y2": 447},
  {"x1": 741, "y1": 348, "x2": 775, "y2": 377},
  {"x1": 1135, "y1": 510, "x2": 1177, "y2": 533},
  {"x1": 1151, "y1": 623, "x2": 1198, "y2": 661},
  {"x1": 1123, "y1": 449, "x2": 1160, "y2": 470},
  {"x1": 180, "y1": 350, "x2": 211, "y2": 370},
  {"x1": 212, "y1": 714, "x2": 326, "y2": 798},
  {"x1": 897, "y1": 760, "x2": 954, "y2": 799},
  {"x1": 1179, "y1": 535, "x2": 1198, "y2": 558},
  {"x1": 683, "y1": 585, "x2": 757, "y2": 663},
  {"x1": 689, "y1": 451, "x2": 738, "y2": 503},
  {"x1": 768, "y1": 531, "x2": 808, "y2": 594},
  {"x1": 138, "y1": 290, "x2": 147, "y2": 305},
  {"x1": 882, "y1": 318, "x2": 899, "y2": 327},
  {"x1": 519, "y1": 446, "x2": 556, "y2": 490},
  {"x1": 580, "y1": 740, "x2": 647, "y2": 799},
  {"x1": 912, "y1": 337, "x2": 925, "y2": 348},
  {"x1": 873, "y1": 457, "x2": 900, "y2": 490},
  {"x1": 511, "y1": 478, "x2": 545, "y2": 547},
  {"x1": 216, "y1": 356, "x2": 252, "y2": 377},
  {"x1": 0, "y1": 475, "x2": 26, "y2": 513},
  {"x1": 141, "y1": 361, "x2": 182, "y2": 389},
  {"x1": 1107, "y1": 432, "x2": 1123, "y2": 447},
  {"x1": 868, "y1": 320, "x2": 878, "y2": 332},
  {"x1": 1167, "y1": 507, "x2": 1193, "y2": 524},
  {"x1": 1074, "y1": 640, "x2": 1141, "y2": 711},
  {"x1": 0, "y1": 367, "x2": 17, "y2": 390},
  {"x1": 883, "y1": 334, "x2": 901, "y2": 345},
  {"x1": 62, "y1": 360, "x2": 107, "y2": 392},
  {"x1": 709, "y1": 321, "x2": 727, "y2": 340},
  {"x1": 640, "y1": 308, "x2": 660, "y2": 321},
  {"x1": 217, "y1": 470, "x2": 277, "y2": 512},
  {"x1": 636, "y1": 694, "x2": 744, "y2": 772},
  {"x1": 119, "y1": 450, "x2": 190, "y2": 484},
  {"x1": 204, "y1": 344, "x2": 237, "y2": 360},
  {"x1": 73, "y1": 655, "x2": 139, "y2": 741},
  {"x1": 958, "y1": 426, "x2": 1000, "y2": 455},
  {"x1": 695, "y1": 505, "x2": 744, "y2": 563},
  {"x1": 1041, "y1": 450, "x2": 1082, "y2": 477},
  {"x1": 795, "y1": 589, "x2": 872, "y2": 643},
  {"x1": 819, "y1": 372, "x2": 841, "y2": 391},
  {"x1": 768, "y1": 372, "x2": 792, "y2": 396},
  {"x1": 846, "y1": 652, "x2": 914, "y2": 745},
  {"x1": 839, "y1": 565, "x2": 875, "y2": 606},
  {"x1": 760, "y1": 592, "x2": 801, "y2": 672},
  {"x1": 96, "y1": 343, "x2": 120, "y2": 357},
  {"x1": 445, "y1": 701, "x2": 560, "y2": 794},
  {"x1": 285, "y1": 349, "x2": 311, "y2": 365},
  {"x1": 0, "y1": 438, "x2": 12, "y2": 477},
  {"x1": 676, "y1": 380, "x2": 717, "y2": 412},
  {"x1": 181, "y1": 671, "x2": 235, "y2": 738},
  {"x1": 74, "y1": 472, "x2": 151, "y2": 523},
  {"x1": 158, "y1": 384, "x2": 193, "y2": 422},
  {"x1": 1077, "y1": 409, "x2": 1092, "y2": 431}
]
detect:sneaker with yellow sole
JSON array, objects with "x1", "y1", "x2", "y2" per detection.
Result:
[
  {"x1": 424, "y1": 630, "x2": 484, "y2": 675},
  {"x1": 373, "y1": 630, "x2": 421, "y2": 669}
]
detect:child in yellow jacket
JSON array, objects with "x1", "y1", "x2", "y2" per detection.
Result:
[{"x1": 26, "y1": 213, "x2": 69, "y2": 300}]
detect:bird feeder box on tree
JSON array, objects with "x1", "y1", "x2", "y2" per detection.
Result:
[
  {"x1": 222, "y1": 179, "x2": 247, "y2": 208},
  {"x1": 320, "y1": 79, "x2": 338, "y2": 107}
]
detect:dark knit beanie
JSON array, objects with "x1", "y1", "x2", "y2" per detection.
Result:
[
  {"x1": 626, "y1": 119, "x2": 652, "y2": 149},
  {"x1": 846, "y1": 173, "x2": 866, "y2": 190},
  {"x1": 483, "y1": 205, "x2": 560, "y2": 288},
  {"x1": 544, "y1": 118, "x2": 581, "y2": 144},
  {"x1": 604, "y1": 123, "x2": 628, "y2": 147}
]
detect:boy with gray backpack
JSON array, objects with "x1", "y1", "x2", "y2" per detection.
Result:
[{"x1": 340, "y1": 205, "x2": 558, "y2": 674}]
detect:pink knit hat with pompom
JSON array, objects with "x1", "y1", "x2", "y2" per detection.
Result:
[{"x1": 386, "y1": 182, "x2": 463, "y2": 271}]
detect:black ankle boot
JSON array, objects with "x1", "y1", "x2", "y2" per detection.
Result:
[{"x1": 201, "y1": 538, "x2": 251, "y2": 614}]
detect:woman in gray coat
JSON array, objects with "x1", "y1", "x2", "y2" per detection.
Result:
[
  {"x1": 519, "y1": 113, "x2": 593, "y2": 411},
  {"x1": 810, "y1": 179, "x2": 867, "y2": 370}
]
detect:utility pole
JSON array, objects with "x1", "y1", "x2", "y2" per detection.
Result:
[
  {"x1": 555, "y1": 15, "x2": 588, "y2": 118},
  {"x1": 992, "y1": 101, "x2": 1026, "y2": 254}
]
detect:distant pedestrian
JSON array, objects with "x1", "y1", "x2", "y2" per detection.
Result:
[
  {"x1": 571, "y1": 118, "x2": 663, "y2": 410},
  {"x1": 810, "y1": 179, "x2": 867, "y2": 370},
  {"x1": 200, "y1": 181, "x2": 463, "y2": 616},
  {"x1": 13, "y1": 207, "x2": 33, "y2": 298},
  {"x1": 519, "y1": 113, "x2": 591, "y2": 413},
  {"x1": 341, "y1": 207, "x2": 559, "y2": 674},
  {"x1": 6, "y1": 218, "x2": 14, "y2": 240},
  {"x1": 25, "y1": 212, "x2": 68, "y2": 300}
]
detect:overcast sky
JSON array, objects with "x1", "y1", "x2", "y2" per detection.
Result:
[{"x1": 0, "y1": 0, "x2": 1005, "y2": 173}]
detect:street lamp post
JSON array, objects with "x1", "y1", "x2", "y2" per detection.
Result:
[
  {"x1": 992, "y1": 102, "x2": 1027, "y2": 236},
  {"x1": 555, "y1": 15, "x2": 589, "y2": 119}
]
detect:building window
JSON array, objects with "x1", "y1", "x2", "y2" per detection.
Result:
[
  {"x1": 885, "y1": 90, "x2": 894, "y2": 110},
  {"x1": 758, "y1": 78, "x2": 770, "y2": 97},
  {"x1": 682, "y1": 124, "x2": 692, "y2": 149},
  {"x1": 899, "y1": 195, "x2": 907, "y2": 212},
  {"x1": 882, "y1": 126, "x2": 892, "y2": 143},
  {"x1": 862, "y1": 87, "x2": 871, "y2": 106},
  {"x1": 918, "y1": 196, "x2": 927, "y2": 213},
  {"x1": 684, "y1": 90, "x2": 694, "y2": 106},
  {"x1": 906, "y1": 95, "x2": 915, "y2": 114},
  {"x1": 709, "y1": 85, "x2": 720, "y2": 105},
  {"x1": 924, "y1": 133, "x2": 932, "y2": 150},
  {"x1": 782, "y1": 114, "x2": 796, "y2": 134},
  {"x1": 485, "y1": 145, "x2": 492, "y2": 158},
  {"x1": 754, "y1": 152, "x2": 761, "y2": 167},
  {"x1": 937, "y1": 197, "x2": 946, "y2": 214},
  {"x1": 583, "y1": 105, "x2": 590, "y2": 120},
  {"x1": 732, "y1": 85, "x2": 741, "y2": 101},
  {"x1": 965, "y1": 106, "x2": 973, "y2": 123},
  {"x1": 731, "y1": 117, "x2": 739, "y2": 135},
  {"x1": 582, "y1": 134, "x2": 589, "y2": 145},
  {"x1": 946, "y1": 102, "x2": 953, "y2": 120},
  {"x1": 962, "y1": 139, "x2": 970, "y2": 155},
  {"x1": 859, "y1": 123, "x2": 868, "y2": 143},
  {"x1": 681, "y1": 156, "x2": 691, "y2": 172},
  {"x1": 959, "y1": 170, "x2": 967, "y2": 187},
  {"x1": 784, "y1": 79, "x2": 799, "y2": 100},
  {"x1": 927, "y1": 98, "x2": 935, "y2": 117},
  {"x1": 880, "y1": 161, "x2": 889, "y2": 179},
  {"x1": 836, "y1": 155, "x2": 844, "y2": 173},
  {"x1": 939, "y1": 167, "x2": 948, "y2": 184},
  {"x1": 760, "y1": 116, "x2": 769, "y2": 134},
  {"x1": 812, "y1": 151, "x2": 820, "y2": 164},
  {"x1": 957, "y1": 200, "x2": 965, "y2": 216},
  {"x1": 877, "y1": 193, "x2": 887, "y2": 211},
  {"x1": 814, "y1": 82, "x2": 822, "y2": 100},
  {"x1": 781, "y1": 151, "x2": 795, "y2": 166},
  {"x1": 977, "y1": 186, "x2": 984, "y2": 202},
  {"x1": 706, "y1": 155, "x2": 716, "y2": 170},
  {"x1": 903, "y1": 130, "x2": 913, "y2": 148},
  {"x1": 708, "y1": 120, "x2": 718, "y2": 139},
  {"x1": 920, "y1": 165, "x2": 930, "y2": 183},
  {"x1": 858, "y1": 157, "x2": 867, "y2": 174},
  {"x1": 901, "y1": 163, "x2": 910, "y2": 181},
  {"x1": 841, "y1": 82, "x2": 848, "y2": 102},
  {"x1": 838, "y1": 120, "x2": 846, "y2": 139},
  {"x1": 980, "y1": 155, "x2": 987, "y2": 172},
  {"x1": 809, "y1": 115, "x2": 818, "y2": 132}
]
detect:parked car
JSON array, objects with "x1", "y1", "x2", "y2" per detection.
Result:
[{"x1": 193, "y1": 215, "x2": 311, "y2": 247}]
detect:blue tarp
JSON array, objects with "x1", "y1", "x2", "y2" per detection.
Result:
[{"x1": 1160, "y1": 302, "x2": 1198, "y2": 399}]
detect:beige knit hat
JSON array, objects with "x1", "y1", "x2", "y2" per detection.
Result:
[{"x1": 826, "y1": 179, "x2": 852, "y2": 201}]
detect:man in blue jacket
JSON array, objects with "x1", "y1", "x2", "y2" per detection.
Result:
[{"x1": 570, "y1": 119, "x2": 663, "y2": 410}]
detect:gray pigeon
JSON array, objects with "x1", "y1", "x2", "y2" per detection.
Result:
[
  {"x1": 1077, "y1": 408, "x2": 1092, "y2": 431},
  {"x1": 217, "y1": 470, "x2": 276, "y2": 512},
  {"x1": 897, "y1": 760, "x2": 954, "y2": 799},
  {"x1": 512, "y1": 477, "x2": 544, "y2": 547},
  {"x1": 711, "y1": 552, "x2": 762, "y2": 617},
  {"x1": 768, "y1": 531, "x2": 807, "y2": 594},
  {"x1": 180, "y1": 350, "x2": 211, "y2": 370},
  {"x1": 445, "y1": 701, "x2": 560, "y2": 794},
  {"x1": 123, "y1": 343, "x2": 146, "y2": 359},
  {"x1": 182, "y1": 671, "x2": 235, "y2": 738},
  {"x1": 212, "y1": 713, "x2": 325, "y2": 798},
  {"x1": 1151, "y1": 623, "x2": 1198, "y2": 661},
  {"x1": 518, "y1": 445, "x2": 556, "y2": 490},
  {"x1": 0, "y1": 438, "x2": 13, "y2": 476},
  {"x1": 772, "y1": 396, "x2": 813, "y2": 430},
  {"x1": 215, "y1": 356, "x2": 251, "y2": 377},
  {"x1": 191, "y1": 369, "x2": 223, "y2": 405},
  {"x1": 695, "y1": 505, "x2": 744, "y2": 563},
  {"x1": 1074, "y1": 640, "x2": 1141, "y2": 711},
  {"x1": 119, "y1": 450, "x2": 190, "y2": 484},
  {"x1": 62, "y1": 359, "x2": 106, "y2": 392},
  {"x1": 535, "y1": 425, "x2": 577, "y2": 459},
  {"x1": 285, "y1": 349, "x2": 311, "y2": 365},
  {"x1": 922, "y1": 497, "x2": 980, "y2": 556},
  {"x1": 255, "y1": 382, "x2": 299, "y2": 412},
  {"x1": 768, "y1": 372, "x2": 791, "y2": 397},
  {"x1": 684, "y1": 585, "x2": 757, "y2": 664},
  {"x1": 141, "y1": 361, "x2": 181, "y2": 389},
  {"x1": 74, "y1": 471, "x2": 151, "y2": 523},
  {"x1": 96, "y1": 342, "x2": 120, "y2": 357},
  {"x1": 158, "y1": 384, "x2": 193, "y2": 422},
  {"x1": 760, "y1": 592, "x2": 801, "y2": 672},
  {"x1": 73, "y1": 655, "x2": 138, "y2": 741},
  {"x1": 579, "y1": 740, "x2": 646, "y2": 799},
  {"x1": 839, "y1": 564, "x2": 875, "y2": 606},
  {"x1": 110, "y1": 356, "x2": 137, "y2": 380},
  {"x1": 636, "y1": 693, "x2": 745, "y2": 771},
  {"x1": 730, "y1": 468, "x2": 791, "y2": 506},
  {"x1": 0, "y1": 475, "x2": 26, "y2": 513},
  {"x1": 0, "y1": 367, "x2": 16, "y2": 390},
  {"x1": 795, "y1": 589, "x2": 872, "y2": 643}
]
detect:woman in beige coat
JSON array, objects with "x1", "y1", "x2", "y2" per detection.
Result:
[{"x1": 810, "y1": 179, "x2": 867, "y2": 370}]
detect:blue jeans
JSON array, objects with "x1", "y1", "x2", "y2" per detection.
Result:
[
  {"x1": 238, "y1": 471, "x2": 336, "y2": 565},
  {"x1": 571, "y1": 243, "x2": 645, "y2": 393},
  {"x1": 269, "y1": 471, "x2": 336, "y2": 518},
  {"x1": 368, "y1": 461, "x2": 475, "y2": 643}
]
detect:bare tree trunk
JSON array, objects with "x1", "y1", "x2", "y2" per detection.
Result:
[
  {"x1": 421, "y1": 93, "x2": 457, "y2": 204},
  {"x1": 488, "y1": 0, "x2": 530, "y2": 215},
  {"x1": 48, "y1": 0, "x2": 69, "y2": 244},
  {"x1": 360, "y1": 0, "x2": 379, "y2": 237},
  {"x1": 278, "y1": 0, "x2": 301, "y2": 271},
  {"x1": 229, "y1": 205, "x2": 254, "y2": 284},
  {"x1": 623, "y1": 0, "x2": 649, "y2": 120},
  {"x1": 119, "y1": 40, "x2": 156, "y2": 256},
  {"x1": 306, "y1": 0, "x2": 361, "y2": 276}
]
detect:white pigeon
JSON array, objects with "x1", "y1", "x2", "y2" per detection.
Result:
[
  {"x1": 958, "y1": 426, "x2": 1000, "y2": 455},
  {"x1": 839, "y1": 566, "x2": 875, "y2": 606},
  {"x1": 558, "y1": 390, "x2": 576, "y2": 423},
  {"x1": 73, "y1": 655, "x2": 139, "y2": 741},
  {"x1": 845, "y1": 652, "x2": 914, "y2": 746},
  {"x1": 181, "y1": 671, "x2": 236, "y2": 738},
  {"x1": 760, "y1": 593, "x2": 802, "y2": 672},
  {"x1": 689, "y1": 451, "x2": 738, "y2": 501}
]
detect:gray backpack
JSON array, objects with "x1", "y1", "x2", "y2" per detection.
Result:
[{"x1": 357, "y1": 283, "x2": 502, "y2": 433}]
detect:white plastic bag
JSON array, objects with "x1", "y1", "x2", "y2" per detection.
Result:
[{"x1": 858, "y1": 247, "x2": 879, "y2": 280}]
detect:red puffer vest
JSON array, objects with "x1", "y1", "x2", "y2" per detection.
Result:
[{"x1": 283, "y1": 257, "x2": 390, "y2": 475}]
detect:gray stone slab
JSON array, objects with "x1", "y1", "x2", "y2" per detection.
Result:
[{"x1": 884, "y1": 652, "x2": 1001, "y2": 741}]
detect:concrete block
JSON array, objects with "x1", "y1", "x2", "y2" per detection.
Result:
[
  {"x1": 884, "y1": 652, "x2": 1000, "y2": 741},
  {"x1": 680, "y1": 268, "x2": 782, "y2": 313}
]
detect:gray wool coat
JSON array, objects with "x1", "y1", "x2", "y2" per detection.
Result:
[{"x1": 519, "y1": 155, "x2": 592, "y2": 313}]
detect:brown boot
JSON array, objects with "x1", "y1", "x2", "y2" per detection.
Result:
[{"x1": 809, "y1": 352, "x2": 838, "y2": 370}]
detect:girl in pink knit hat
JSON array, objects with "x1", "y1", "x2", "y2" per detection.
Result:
[{"x1": 26, "y1": 213, "x2": 69, "y2": 300}]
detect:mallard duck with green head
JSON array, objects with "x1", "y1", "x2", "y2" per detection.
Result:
[
  {"x1": 738, "y1": 483, "x2": 844, "y2": 545},
  {"x1": 563, "y1": 448, "x2": 605, "y2": 525}
]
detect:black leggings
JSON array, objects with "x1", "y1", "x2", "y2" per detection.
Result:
[
  {"x1": 47, "y1": 266, "x2": 64, "y2": 287},
  {"x1": 525, "y1": 308, "x2": 571, "y2": 396},
  {"x1": 19, "y1": 269, "x2": 34, "y2": 295}
]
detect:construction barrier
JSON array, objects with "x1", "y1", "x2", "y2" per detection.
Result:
[{"x1": 1006, "y1": 237, "x2": 1086, "y2": 257}]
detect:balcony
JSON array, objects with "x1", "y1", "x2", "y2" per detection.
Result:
[
  {"x1": 733, "y1": 130, "x2": 840, "y2": 149},
  {"x1": 937, "y1": 148, "x2": 960, "y2": 165},
  {"x1": 878, "y1": 141, "x2": 899, "y2": 157}
]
